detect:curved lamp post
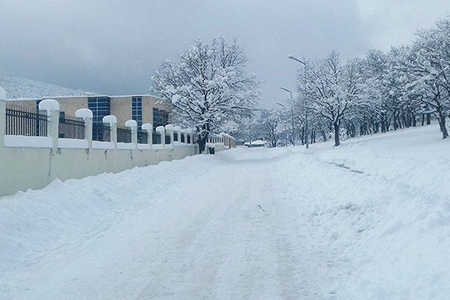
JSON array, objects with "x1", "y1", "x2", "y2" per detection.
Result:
[
  {"x1": 280, "y1": 87, "x2": 295, "y2": 146},
  {"x1": 288, "y1": 55, "x2": 309, "y2": 149}
]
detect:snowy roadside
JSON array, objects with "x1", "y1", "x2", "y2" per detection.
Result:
[
  {"x1": 284, "y1": 125, "x2": 450, "y2": 299},
  {"x1": 0, "y1": 124, "x2": 449, "y2": 299}
]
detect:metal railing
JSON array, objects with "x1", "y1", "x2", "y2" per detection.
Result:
[
  {"x1": 92, "y1": 123, "x2": 111, "y2": 142},
  {"x1": 137, "y1": 130, "x2": 148, "y2": 144},
  {"x1": 4, "y1": 105, "x2": 197, "y2": 147},
  {"x1": 117, "y1": 127, "x2": 132, "y2": 143},
  {"x1": 59, "y1": 117, "x2": 85, "y2": 139},
  {"x1": 5, "y1": 105, "x2": 48, "y2": 136},
  {"x1": 152, "y1": 132, "x2": 161, "y2": 144}
]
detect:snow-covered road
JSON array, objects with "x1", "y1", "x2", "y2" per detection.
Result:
[
  {"x1": 1, "y1": 149, "x2": 333, "y2": 299},
  {"x1": 1, "y1": 125, "x2": 450, "y2": 299}
]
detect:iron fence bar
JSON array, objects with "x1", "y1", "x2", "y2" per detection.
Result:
[
  {"x1": 117, "y1": 127, "x2": 132, "y2": 143},
  {"x1": 58, "y1": 117, "x2": 85, "y2": 139},
  {"x1": 137, "y1": 129, "x2": 148, "y2": 144},
  {"x1": 152, "y1": 131, "x2": 161, "y2": 145},
  {"x1": 5, "y1": 107, "x2": 48, "y2": 136}
]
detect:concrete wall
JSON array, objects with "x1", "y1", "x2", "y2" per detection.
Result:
[
  {"x1": 0, "y1": 145, "x2": 197, "y2": 197},
  {"x1": 0, "y1": 94, "x2": 199, "y2": 197}
]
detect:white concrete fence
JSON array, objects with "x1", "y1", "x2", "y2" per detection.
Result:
[{"x1": 0, "y1": 90, "x2": 212, "y2": 197}]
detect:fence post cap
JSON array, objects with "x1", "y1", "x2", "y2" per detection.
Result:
[
  {"x1": 165, "y1": 124, "x2": 174, "y2": 132},
  {"x1": 155, "y1": 126, "x2": 165, "y2": 133},
  {"x1": 102, "y1": 115, "x2": 117, "y2": 125},
  {"x1": 75, "y1": 108, "x2": 93, "y2": 119},
  {"x1": 125, "y1": 120, "x2": 137, "y2": 128},
  {"x1": 142, "y1": 123, "x2": 153, "y2": 132},
  {"x1": 39, "y1": 99, "x2": 60, "y2": 112},
  {"x1": 0, "y1": 87, "x2": 6, "y2": 100}
]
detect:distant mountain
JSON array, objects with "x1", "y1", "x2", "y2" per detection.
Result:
[{"x1": 0, "y1": 75, "x2": 93, "y2": 99}]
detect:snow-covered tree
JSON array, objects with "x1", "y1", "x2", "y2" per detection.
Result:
[
  {"x1": 296, "y1": 51, "x2": 363, "y2": 146},
  {"x1": 151, "y1": 37, "x2": 261, "y2": 152},
  {"x1": 258, "y1": 109, "x2": 284, "y2": 147},
  {"x1": 360, "y1": 46, "x2": 419, "y2": 133},
  {"x1": 408, "y1": 21, "x2": 450, "y2": 139},
  {"x1": 235, "y1": 114, "x2": 258, "y2": 144}
]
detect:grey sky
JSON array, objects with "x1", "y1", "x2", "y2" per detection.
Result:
[{"x1": 1, "y1": 0, "x2": 449, "y2": 108}]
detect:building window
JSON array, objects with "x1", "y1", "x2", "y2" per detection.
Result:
[
  {"x1": 153, "y1": 108, "x2": 169, "y2": 128},
  {"x1": 88, "y1": 97, "x2": 111, "y2": 141},
  {"x1": 132, "y1": 96, "x2": 143, "y2": 127}
]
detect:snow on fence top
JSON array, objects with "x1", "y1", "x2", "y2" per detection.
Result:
[
  {"x1": 38, "y1": 99, "x2": 60, "y2": 114},
  {"x1": 75, "y1": 108, "x2": 93, "y2": 120},
  {"x1": 103, "y1": 115, "x2": 117, "y2": 125},
  {"x1": 125, "y1": 120, "x2": 137, "y2": 128}
]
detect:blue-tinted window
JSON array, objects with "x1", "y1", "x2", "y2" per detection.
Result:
[
  {"x1": 88, "y1": 97, "x2": 111, "y2": 141},
  {"x1": 132, "y1": 96, "x2": 143, "y2": 127}
]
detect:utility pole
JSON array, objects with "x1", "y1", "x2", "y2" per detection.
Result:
[
  {"x1": 280, "y1": 87, "x2": 295, "y2": 146},
  {"x1": 276, "y1": 102, "x2": 288, "y2": 147}
]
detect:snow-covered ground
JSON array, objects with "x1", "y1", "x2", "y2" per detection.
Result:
[{"x1": 0, "y1": 124, "x2": 449, "y2": 299}]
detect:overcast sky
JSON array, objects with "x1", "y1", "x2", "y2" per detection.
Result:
[{"x1": 1, "y1": 0, "x2": 450, "y2": 108}]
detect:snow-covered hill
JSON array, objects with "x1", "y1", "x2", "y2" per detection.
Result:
[{"x1": 0, "y1": 75, "x2": 92, "y2": 99}]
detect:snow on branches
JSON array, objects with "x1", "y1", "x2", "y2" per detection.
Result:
[{"x1": 151, "y1": 37, "x2": 260, "y2": 152}]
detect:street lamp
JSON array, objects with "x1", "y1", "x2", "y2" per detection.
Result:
[
  {"x1": 276, "y1": 102, "x2": 288, "y2": 147},
  {"x1": 288, "y1": 55, "x2": 307, "y2": 66},
  {"x1": 288, "y1": 55, "x2": 309, "y2": 149},
  {"x1": 280, "y1": 87, "x2": 295, "y2": 146}
]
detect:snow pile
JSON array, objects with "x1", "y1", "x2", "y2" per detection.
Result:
[
  {"x1": 0, "y1": 124, "x2": 449, "y2": 299},
  {"x1": 0, "y1": 75, "x2": 90, "y2": 99}
]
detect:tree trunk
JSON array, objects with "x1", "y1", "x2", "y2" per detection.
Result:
[
  {"x1": 333, "y1": 122, "x2": 340, "y2": 146},
  {"x1": 198, "y1": 134, "x2": 208, "y2": 153},
  {"x1": 381, "y1": 113, "x2": 387, "y2": 133},
  {"x1": 321, "y1": 130, "x2": 327, "y2": 142},
  {"x1": 438, "y1": 110, "x2": 449, "y2": 139}
]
